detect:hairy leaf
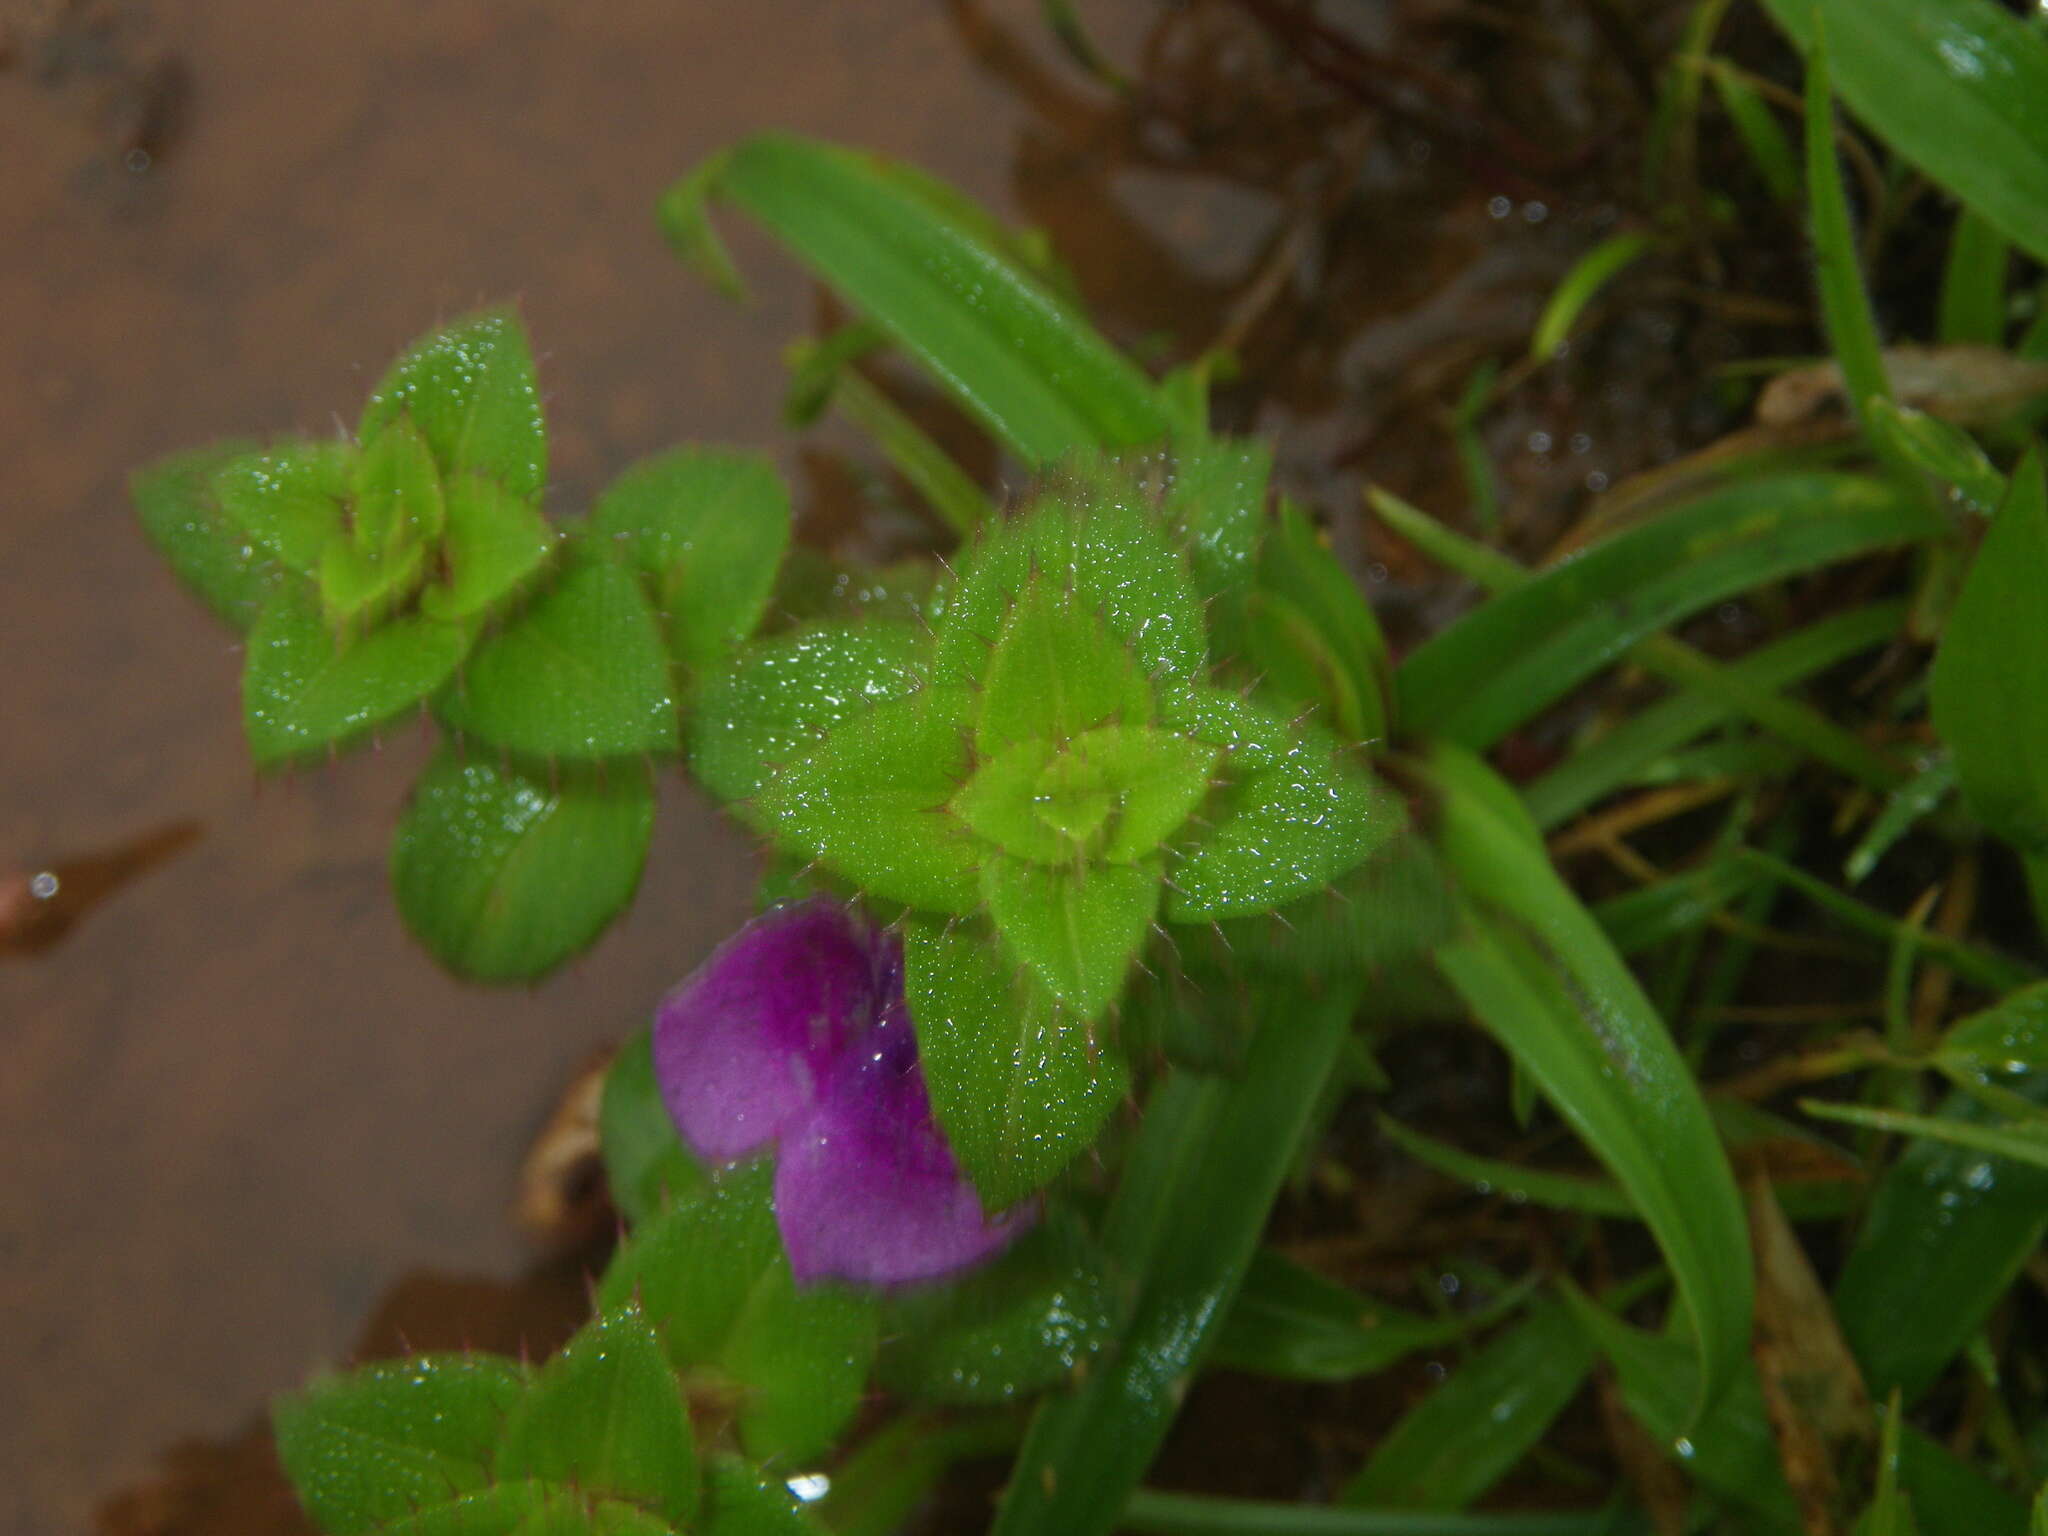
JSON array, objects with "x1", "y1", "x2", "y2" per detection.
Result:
[
  {"x1": 495, "y1": 1302, "x2": 698, "y2": 1526},
  {"x1": 689, "y1": 622, "x2": 928, "y2": 805},
  {"x1": 754, "y1": 687, "x2": 979, "y2": 912},
  {"x1": 591, "y1": 447, "x2": 792, "y2": 672},
  {"x1": 361, "y1": 307, "x2": 547, "y2": 501},
  {"x1": 981, "y1": 853, "x2": 1158, "y2": 1019},
  {"x1": 242, "y1": 578, "x2": 467, "y2": 766},
  {"x1": 271, "y1": 1354, "x2": 529, "y2": 1535},
  {"x1": 436, "y1": 548, "x2": 677, "y2": 761},
  {"x1": 595, "y1": 1165, "x2": 877, "y2": 1464},
  {"x1": 391, "y1": 747, "x2": 653, "y2": 982},
  {"x1": 213, "y1": 440, "x2": 353, "y2": 577},
  {"x1": 903, "y1": 918, "x2": 1129, "y2": 1208},
  {"x1": 131, "y1": 440, "x2": 275, "y2": 630}
]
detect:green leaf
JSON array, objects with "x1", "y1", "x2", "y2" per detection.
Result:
[
  {"x1": 976, "y1": 576, "x2": 1154, "y2": 754},
  {"x1": 352, "y1": 416, "x2": 446, "y2": 561},
  {"x1": 131, "y1": 441, "x2": 276, "y2": 630},
  {"x1": 754, "y1": 687, "x2": 980, "y2": 912},
  {"x1": 1340, "y1": 1298, "x2": 1597, "y2": 1511},
  {"x1": 1422, "y1": 744, "x2": 1751, "y2": 1429},
  {"x1": 1377, "y1": 487, "x2": 1913, "y2": 796},
  {"x1": 1759, "y1": 0, "x2": 2048, "y2": 267},
  {"x1": 1803, "y1": 39, "x2": 1893, "y2": 438},
  {"x1": 599, "y1": 1030, "x2": 709, "y2": 1230},
  {"x1": 814, "y1": 1415, "x2": 1023, "y2": 1536},
  {"x1": 1164, "y1": 438, "x2": 1270, "y2": 607},
  {"x1": 1931, "y1": 447, "x2": 2048, "y2": 853},
  {"x1": 1898, "y1": 1429, "x2": 2026, "y2": 1536},
  {"x1": 243, "y1": 579, "x2": 468, "y2": 767},
  {"x1": 1593, "y1": 856, "x2": 1773, "y2": 958},
  {"x1": 390, "y1": 747, "x2": 653, "y2": 983},
  {"x1": 1940, "y1": 208, "x2": 2011, "y2": 348},
  {"x1": 1558, "y1": 1286, "x2": 1802, "y2": 1531},
  {"x1": 1832, "y1": 1071, "x2": 2048, "y2": 1405},
  {"x1": 214, "y1": 440, "x2": 353, "y2": 576},
  {"x1": 1118, "y1": 1494, "x2": 1645, "y2": 1535},
  {"x1": 952, "y1": 736, "x2": 1064, "y2": 862},
  {"x1": 933, "y1": 478, "x2": 1207, "y2": 689},
  {"x1": 669, "y1": 134, "x2": 1170, "y2": 464},
  {"x1": 362, "y1": 307, "x2": 547, "y2": 501},
  {"x1": 595, "y1": 1164, "x2": 877, "y2": 1463},
  {"x1": 591, "y1": 448, "x2": 792, "y2": 672},
  {"x1": 903, "y1": 917, "x2": 1130, "y2": 1208},
  {"x1": 688, "y1": 622, "x2": 928, "y2": 805},
  {"x1": 698, "y1": 1457, "x2": 821, "y2": 1536},
  {"x1": 1935, "y1": 981, "x2": 2048, "y2": 1078},
  {"x1": 956, "y1": 727, "x2": 1215, "y2": 870},
  {"x1": 1804, "y1": 1099, "x2": 2048, "y2": 1171},
  {"x1": 436, "y1": 547, "x2": 678, "y2": 761},
  {"x1": 786, "y1": 331, "x2": 992, "y2": 540},
  {"x1": 1167, "y1": 828, "x2": 1448, "y2": 1001},
  {"x1": 319, "y1": 531, "x2": 428, "y2": 633},
  {"x1": 982, "y1": 853, "x2": 1158, "y2": 1019},
  {"x1": 1864, "y1": 401, "x2": 2005, "y2": 513},
  {"x1": 991, "y1": 983, "x2": 1358, "y2": 1536},
  {"x1": 1166, "y1": 724, "x2": 1397, "y2": 922},
  {"x1": 1526, "y1": 601, "x2": 1907, "y2": 831},
  {"x1": 420, "y1": 474, "x2": 558, "y2": 623},
  {"x1": 367, "y1": 1483, "x2": 682, "y2": 1536},
  {"x1": 1396, "y1": 474, "x2": 1941, "y2": 750},
  {"x1": 1856, "y1": 1394, "x2": 1918, "y2": 1536},
  {"x1": 1207, "y1": 1251, "x2": 1496, "y2": 1383},
  {"x1": 1846, "y1": 749, "x2": 1958, "y2": 884},
  {"x1": 271, "y1": 1354, "x2": 529, "y2": 1535},
  {"x1": 1246, "y1": 501, "x2": 1389, "y2": 743},
  {"x1": 1528, "y1": 231, "x2": 1653, "y2": 362},
  {"x1": 495, "y1": 1302, "x2": 699, "y2": 1527},
  {"x1": 1088, "y1": 726, "x2": 1219, "y2": 862},
  {"x1": 656, "y1": 148, "x2": 742, "y2": 298},
  {"x1": 1376, "y1": 1115, "x2": 1635, "y2": 1219},
  {"x1": 1713, "y1": 63, "x2": 1801, "y2": 206},
  {"x1": 874, "y1": 1212, "x2": 1112, "y2": 1404}
]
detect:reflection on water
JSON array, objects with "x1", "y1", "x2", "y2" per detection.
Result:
[{"x1": 0, "y1": 1, "x2": 1688, "y2": 1529}]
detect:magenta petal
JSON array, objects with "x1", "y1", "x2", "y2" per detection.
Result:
[
  {"x1": 653, "y1": 900, "x2": 891, "y2": 1163},
  {"x1": 774, "y1": 1007, "x2": 1033, "y2": 1286}
]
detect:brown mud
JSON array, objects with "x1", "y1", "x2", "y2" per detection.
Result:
[{"x1": 0, "y1": 2, "x2": 1794, "y2": 1530}]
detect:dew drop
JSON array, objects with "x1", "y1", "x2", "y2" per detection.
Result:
[{"x1": 786, "y1": 1473, "x2": 831, "y2": 1502}]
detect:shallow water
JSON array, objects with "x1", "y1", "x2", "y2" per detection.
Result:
[{"x1": 0, "y1": 2, "x2": 1633, "y2": 1528}]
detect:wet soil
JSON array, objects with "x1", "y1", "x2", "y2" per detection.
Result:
[{"x1": 0, "y1": 2, "x2": 1755, "y2": 1530}]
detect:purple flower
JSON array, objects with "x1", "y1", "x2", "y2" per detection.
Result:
[{"x1": 652, "y1": 899, "x2": 1031, "y2": 1287}]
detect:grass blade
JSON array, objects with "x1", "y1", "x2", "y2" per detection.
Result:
[
  {"x1": 1423, "y1": 745, "x2": 1751, "y2": 1427},
  {"x1": 1120, "y1": 1493, "x2": 1645, "y2": 1535},
  {"x1": 1529, "y1": 233, "x2": 1654, "y2": 362},
  {"x1": 1939, "y1": 207, "x2": 2011, "y2": 347},
  {"x1": 1801, "y1": 37, "x2": 1891, "y2": 433},
  {"x1": 1377, "y1": 1115, "x2": 1634, "y2": 1219},
  {"x1": 1828, "y1": 1073, "x2": 2048, "y2": 1403},
  {"x1": 1340, "y1": 1297, "x2": 1597, "y2": 1510},
  {"x1": 1527, "y1": 602, "x2": 1906, "y2": 830},
  {"x1": 1761, "y1": 0, "x2": 2048, "y2": 266},
  {"x1": 663, "y1": 134, "x2": 1170, "y2": 464},
  {"x1": 1208, "y1": 1251, "x2": 1517, "y2": 1383},
  {"x1": 1395, "y1": 474, "x2": 1939, "y2": 751},
  {"x1": 1710, "y1": 64, "x2": 1800, "y2": 206},
  {"x1": 993, "y1": 985, "x2": 1360, "y2": 1536}
]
